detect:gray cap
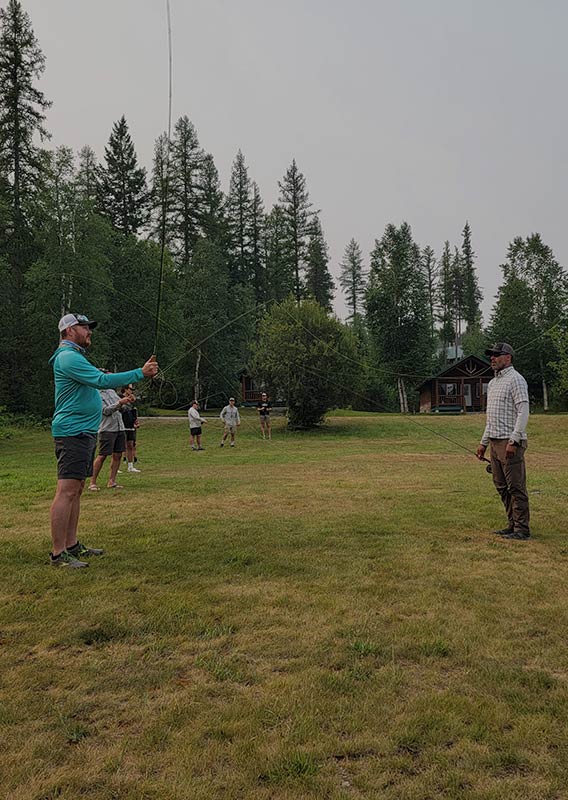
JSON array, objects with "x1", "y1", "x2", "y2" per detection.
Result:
[
  {"x1": 58, "y1": 313, "x2": 98, "y2": 332},
  {"x1": 485, "y1": 342, "x2": 514, "y2": 357}
]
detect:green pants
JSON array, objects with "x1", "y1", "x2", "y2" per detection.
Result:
[{"x1": 490, "y1": 438, "x2": 530, "y2": 534}]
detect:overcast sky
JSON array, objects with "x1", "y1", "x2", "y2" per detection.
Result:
[{"x1": 23, "y1": 0, "x2": 568, "y2": 320}]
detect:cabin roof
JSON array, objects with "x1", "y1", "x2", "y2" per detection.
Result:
[{"x1": 418, "y1": 354, "x2": 492, "y2": 389}]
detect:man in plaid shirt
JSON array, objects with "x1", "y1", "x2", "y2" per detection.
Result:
[{"x1": 476, "y1": 342, "x2": 531, "y2": 540}]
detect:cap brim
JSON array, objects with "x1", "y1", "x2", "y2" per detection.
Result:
[{"x1": 485, "y1": 349, "x2": 501, "y2": 356}]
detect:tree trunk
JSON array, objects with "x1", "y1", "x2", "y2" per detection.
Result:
[
  {"x1": 539, "y1": 354, "x2": 549, "y2": 411},
  {"x1": 401, "y1": 376, "x2": 408, "y2": 413},
  {"x1": 193, "y1": 348, "x2": 201, "y2": 401},
  {"x1": 398, "y1": 376, "x2": 408, "y2": 413}
]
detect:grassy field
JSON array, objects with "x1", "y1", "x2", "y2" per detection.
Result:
[{"x1": 1, "y1": 412, "x2": 568, "y2": 800}]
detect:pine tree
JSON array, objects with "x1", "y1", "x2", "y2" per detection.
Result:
[
  {"x1": 366, "y1": 222, "x2": 432, "y2": 411},
  {"x1": 493, "y1": 234, "x2": 568, "y2": 409},
  {"x1": 305, "y1": 214, "x2": 334, "y2": 312},
  {"x1": 488, "y1": 273, "x2": 539, "y2": 386},
  {"x1": 264, "y1": 204, "x2": 293, "y2": 302},
  {"x1": 23, "y1": 148, "x2": 115, "y2": 414},
  {"x1": 339, "y1": 238, "x2": 366, "y2": 322},
  {"x1": 226, "y1": 149, "x2": 252, "y2": 285},
  {"x1": 0, "y1": 0, "x2": 51, "y2": 261},
  {"x1": 169, "y1": 115, "x2": 203, "y2": 270},
  {"x1": 76, "y1": 145, "x2": 98, "y2": 207},
  {"x1": 0, "y1": 0, "x2": 51, "y2": 409},
  {"x1": 199, "y1": 152, "x2": 226, "y2": 245},
  {"x1": 437, "y1": 242, "x2": 454, "y2": 359},
  {"x1": 278, "y1": 159, "x2": 312, "y2": 302},
  {"x1": 451, "y1": 246, "x2": 463, "y2": 359},
  {"x1": 150, "y1": 132, "x2": 172, "y2": 252},
  {"x1": 420, "y1": 245, "x2": 438, "y2": 341},
  {"x1": 97, "y1": 115, "x2": 148, "y2": 236},
  {"x1": 249, "y1": 181, "x2": 266, "y2": 305},
  {"x1": 461, "y1": 221, "x2": 482, "y2": 330},
  {"x1": 177, "y1": 238, "x2": 255, "y2": 405}
]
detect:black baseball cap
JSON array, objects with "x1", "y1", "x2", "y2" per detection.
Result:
[{"x1": 485, "y1": 342, "x2": 514, "y2": 357}]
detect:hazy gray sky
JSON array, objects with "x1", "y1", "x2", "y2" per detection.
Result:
[{"x1": 24, "y1": 0, "x2": 568, "y2": 319}]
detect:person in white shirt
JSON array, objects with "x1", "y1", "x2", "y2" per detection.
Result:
[
  {"x1": 188, "y1": 400, "x2": 206, "y2": 451},
  {"x1": 219, "y1": 397, "x2": 241, "y2": 448},
  {"x1": 476, "y1": 342, "x2": 531, "y2": 540}
]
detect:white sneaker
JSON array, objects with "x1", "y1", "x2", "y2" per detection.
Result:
[
  {"x1": 128, "y1": 465, "x2": 141, "y2": 473},
  {"x1": 117, "y1": 469, "x2": 123, "y2": 474}
]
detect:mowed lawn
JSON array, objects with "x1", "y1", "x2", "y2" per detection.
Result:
[{"x1": 1, "y1": 412, "x2": 568, "y2": 800}]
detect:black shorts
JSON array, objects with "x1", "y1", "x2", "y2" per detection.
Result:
[
  {"x1": 54, "y1": 433, "x2": 97, "y2": 480},
  {"x1": 98, "y1": 431, "x2": 126, "y2": 457},
  {"x1": 190, "y1": 427, "x2": 202, "y2": 436},
  {"x1": 125, "y1": 430, "x2": 137, "y2": 443}
]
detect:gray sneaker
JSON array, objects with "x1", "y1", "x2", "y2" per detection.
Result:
[{"x1": 50, "y1": 551, "x2": 89, "y2": 568}]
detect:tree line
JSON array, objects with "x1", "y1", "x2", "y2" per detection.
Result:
[{"x1": 1, "y1": 0, "x2": 567, "y2": 422}]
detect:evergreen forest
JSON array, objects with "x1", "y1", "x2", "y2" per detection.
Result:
[{"x1": 1, "y1": 0, "x2": 568, "y2": 419}]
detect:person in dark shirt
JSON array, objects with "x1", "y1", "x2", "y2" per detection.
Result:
[
  {"x1": 120, "y1": 385, "x2": 141, "y2": 473},
  {"x1": 256, "y1": 392, "x2": 272, "y2": 440}
]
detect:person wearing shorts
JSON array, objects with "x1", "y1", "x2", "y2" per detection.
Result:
[
  {"x1": 89, "y1": 387, "x2": 132, "y2": 490},
  {"x1": 188, "y1": 400, "x2": 206, "y2": 450},
  {"x1": 256, "y1": 392, "x2": 272, "y2": 440},
  {"x1": 49, "y1": 313, "x2": 158, "y2": 568},
  {"x1": 220, "y1": 397, "x2": 241, "y2": 447},
  {"x1": 120, "y1": 385, "x2": 140, "y2": 472}
]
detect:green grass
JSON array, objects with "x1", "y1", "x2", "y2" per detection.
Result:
[{"x1": 1, "y1": 412, "x2": 568, "y2": 799}]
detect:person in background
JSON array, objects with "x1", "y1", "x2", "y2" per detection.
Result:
[
  {"x1": 256, "y1": 392, "x2": 272, "y2": 440},
  {"x1": 220, "y1": 397, "x2": 241, "y2": 447},
  {"x1": 120, "y1": 385, "x2": 141, "y2": 473},
  {"x1": 50, "y1": 313, "x2": 158, "y2": 568},
  {"x1": 188, "y1": 400, "x2": 206, "y2": 451},
  {"x1": 89, "y1": 385, "x2": 132, "y2": 490},
  {"x1": 476, "y1": 342, "x2": 531, "y2": 540}
]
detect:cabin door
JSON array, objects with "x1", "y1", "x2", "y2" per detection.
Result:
[{"x1": 463, "y1": 383, "x2": 473, "y2": 409}]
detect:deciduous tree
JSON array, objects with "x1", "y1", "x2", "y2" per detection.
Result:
[{"x1": 254, "y1": 298, "x2": 361, "y2": 427}]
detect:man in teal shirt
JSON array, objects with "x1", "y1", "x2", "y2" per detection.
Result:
[{"x1": 49, "y1": 313, "x2": 159, "y2": 568}]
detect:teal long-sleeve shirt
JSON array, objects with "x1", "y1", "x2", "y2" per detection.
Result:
[{"x1": 50, "y1": 343, "x2": 144, "y2": 437}]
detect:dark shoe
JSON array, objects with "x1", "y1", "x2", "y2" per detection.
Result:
[
  {"x1": 492, "y1": 528, "x2": 514, "y2": 536},
  {"x1": 50, "y1": 551, "x2": 89, "y2": 568},
  {"x1": 69, "y1": 541, "x2": 104, "y2": 558},
  {"x1": 502, "y1": 531, "x2": 531, "y2": 540},
  {"x1": 198, "y1": 447, "x2": 205, "y2": 451}
]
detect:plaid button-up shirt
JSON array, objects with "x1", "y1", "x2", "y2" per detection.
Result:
[{"x1": 481, "y1": 366, "x2": 529, "y2": 445}]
